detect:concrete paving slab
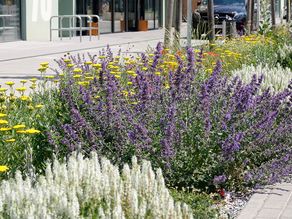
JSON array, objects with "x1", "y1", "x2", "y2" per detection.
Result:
[{"x1": 237, "y1": 183, "x2": 292, "y2": 219}]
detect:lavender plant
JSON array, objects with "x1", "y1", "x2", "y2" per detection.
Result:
[{"x1": 50, "y1": 44, "x2": 292, "y2": 192}]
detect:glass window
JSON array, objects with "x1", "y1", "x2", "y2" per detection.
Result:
[
  {"x1": 114, "y1": 0, "x2": 125, "y2": 32},
  {"x1": 155, "y1": 0, "x2": 161, "y2": 28},
  {"x1": 0, "y1": 0, "x2": 21, "y2": 42},
  {"x1": 144, "y1": 0, "x2": 154, "y2": 29},
  {"x1": 98, "y1": 0, "x2": 112, "y2": 33}
]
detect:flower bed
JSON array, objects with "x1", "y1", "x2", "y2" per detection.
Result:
[{"x1": 0, "y1": 27, "x2": 291, "y2": 218}]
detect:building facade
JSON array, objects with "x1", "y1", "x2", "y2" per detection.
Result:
[{"x1": 0, "y1": 0, "x2": 164, "y2": 42}]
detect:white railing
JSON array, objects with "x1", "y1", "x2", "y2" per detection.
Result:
[{"x1": 50, "y1": 15, "x2": 100, "y2": 42}]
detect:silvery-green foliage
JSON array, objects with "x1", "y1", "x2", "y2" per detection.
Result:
[
  {"x1": 232, "y1": 63, "x2": 292, "y2": 92},
  {"x1": 278, "y1": 43, "x2": 292, "y2": 60},
  {"x1": 0, "y1": 153, "x2": 193, "y2": 219},
  {"x1": 259, "y1": 0, "x2": 272, "y2": 34}
]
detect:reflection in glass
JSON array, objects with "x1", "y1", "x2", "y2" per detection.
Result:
[
  {"x1": 98, "y1": 0, "x2": 112, "y2": 33},
  {"x1": 0, "y1": 0, "x2": 20, "y2": 42},
  {"x1": 144, "y1": 0, "x2": 154, "y2": 29},
  {"x1": 114, "y1": 0, "x2": 124, "y2": 32},
  {"x1": 155, "y1": 0, "x2": 161, "y2": 28}
]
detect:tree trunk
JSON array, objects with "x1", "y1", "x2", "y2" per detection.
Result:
[
  {"x1": 174, "y1": 0, "x2": 183, "y2": 46},
  {"x1": 187, "y1": 0, "x2": 192, "y2": 47},
  {"x1": 251, "y1": 0, "x2": 254, "y2": 31},
  {"x1": 256, "y1": 0, "x2": 260, "y2": 29},
  {"x1": 271, "y1": 0, "x2": 276, "y2": 27},
  {"x1": 164, "y1": 0, "x2": 175, "y2": 48},
  {"x1": 287, "y1": 0, "x2": 291, "y2": 22},
  {"x1": 207, "y1": 0, "x2": 215, "y2": 41},
  {"x1": 246, "y1": 0, "x2": 252, "y2": 34}
]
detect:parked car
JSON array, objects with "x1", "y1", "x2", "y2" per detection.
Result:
[{"x1": 193, "y1": 0, "x2": 247, "y2": 35}]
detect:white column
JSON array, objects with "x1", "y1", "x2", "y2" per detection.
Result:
[{"x1": 25, "y1": 0, "x2": 59, "y2": 41}]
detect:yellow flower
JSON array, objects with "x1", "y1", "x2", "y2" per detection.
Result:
[
  {"x1": 16, "y1": 130, "x2": 26, "y2": 134},
  {"x1": 40, "y1": 62, "x2": 49, "y2": 67},
  {"x1": 0, "y1": 166, "x2": 9, "y2": 172},
  {"x1": 64, "y1": 59, "x2": 71, "y2": 63},
  {"x1": 154, "y1": 72, "x2": 161, "y2": 76},
  {"x1": 94, "y1": 95, "x2": 101, "y2": 99},
  {"x1": 59, "y1": 73, "x2": 65, "y2": 77},
  {"x1": 44, "y1": 75, "x2": 55, "y2": 79},
  {"x1": 13, "y1": 124, "x2": 26, "y2": 129},
  {"x1": 38, "y1": 66, "x2": 47, "y2": 72},
  {"x1": 85, "y1": 76, "x2": 94, "y2": 81},
  {"x1": 0, "y1": 113, "x2": 7, "y2": 118},
  {"x1": 77, "y1": 81, "x2": 90, "y2": 86},
  {"x1": 99, "y1": 56, "x2": 106, "y2": 59},
  {"x1": 0, "y1": 128, "x2": 11, "y2": 131},
  {"x1": 25, "y1": 129, "x2": 41, "y2": 134},
  {"x1": 5, "y1": 139, "x2": 15, "y2": 143},
  {"x1": 30, "y1": 78, "x2": 38, "y2": 83},
  {"x1": 0, "y1": 120, "x2": 8, "y2": 125},
  {"x1": 5, "y1": 81, "x2": 14, "y2": 86},
  {"x1": 73, "y1": 68, "x2": 82, "y2": 74},
  {"x1": 20, "y1": 96, "x2": 30, "y2": 101},
  {"x1": 73, "y1": 74, "x2": 82, "y2": 79},
  {"x1": 84, "y1": 61, "x2": 92, "y2": 65},
  {"x1": 92, "y1": 63, "x2": 102, "y2": 68},
  {"x1": 126, "y1": 70, "x2": 135, "y2": 75},
  {"x1": 0, "y1": 88, "x2": 7, "y2": 92},
  {"x1": 35, "y1": 104, "x2": 44, "y2": 109},
  {"x1": 127, "y1": 82, "x2": 133, "y2": 85},
  {"x1": 30, "y1": 85, "x2": 37, "y2": 90},
  {"x1": 20, "y1": 80, "x2": 28, "y2": 84},
  {"x1": 16, "y1": 87, "x2": 26, "y2": 92},
  {"x1": 67, "y1": 63, "x2": 74, "y2": 68}
]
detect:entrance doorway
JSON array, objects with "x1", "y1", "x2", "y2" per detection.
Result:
[
  {"x1": 76, "y1": 0, "x2": 161, "y2": 33},
  {"x1": 0, "y1": 0, "x2": 21, "y2": 42}
]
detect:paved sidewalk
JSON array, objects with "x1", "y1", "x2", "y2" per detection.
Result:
[
  {"x1": 237, "y1": 183, "x2": 292, "y2": 219},
  {"x1": 0, "y1": 24, "x2": 207, "y2": 90}
]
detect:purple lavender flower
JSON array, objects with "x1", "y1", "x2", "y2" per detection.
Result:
[{"x1": 213, "y1": 174, "x2": 227, "y2": 185}]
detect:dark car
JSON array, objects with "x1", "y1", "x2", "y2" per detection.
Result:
[{"x1": 193, "y1": 0, "x2": 247, "y2": 35}]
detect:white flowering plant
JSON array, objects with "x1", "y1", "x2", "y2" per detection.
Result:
[
  {"x1": 0, "y1": 152, "x2": 193, "y2": 219},
  {"x1": 232, "y1": 63, "x2": 292, "y2": 92}
]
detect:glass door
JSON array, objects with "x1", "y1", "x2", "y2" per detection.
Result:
[
  {"x1": 97, "y1": 0, "x2": 113, "y2": 33},
  {"x1": 0, "y1": 0, "x2": 21, "y2": 42},
  {"x1": 114, "y1": 0, "x2": 125, "y2": 32},
  {"x1": 126, "y1": 0, "x2": 138, "y2": 31}
]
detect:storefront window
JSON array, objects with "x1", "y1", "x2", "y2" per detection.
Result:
[
  {"x1": 155, "y1": 0, "x2": 161, "y2": 28},
  {"x1": 0, "y1": 0, "x2": 20, "y2": 42},
  {"x1": 144, "y1": 0, "x2": 154, "y2": 29},
  {"x1": 98, "y1": 0, "x2": 112, "y2": 33},
  {"x1": 76, "y1": 0, "x2": 161, "y2": 34},
  {"x1": 114, "y1": 0, "x2": 125, "y2": 32}
]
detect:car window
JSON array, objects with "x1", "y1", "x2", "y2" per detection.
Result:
[{"x1": 202, "y1": 0, "x2": 245, "y2": 5}]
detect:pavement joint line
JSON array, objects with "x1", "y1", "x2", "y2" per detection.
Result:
[
  {"x1": 277, "y1": 186, "x2": 292, "y2": 218},
  {"x1": 0, "y1": 38, "x2": 163, "y2": 63},
  {"x1": 246, "y1": 188, "x2": 272, "y2": 218}
]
